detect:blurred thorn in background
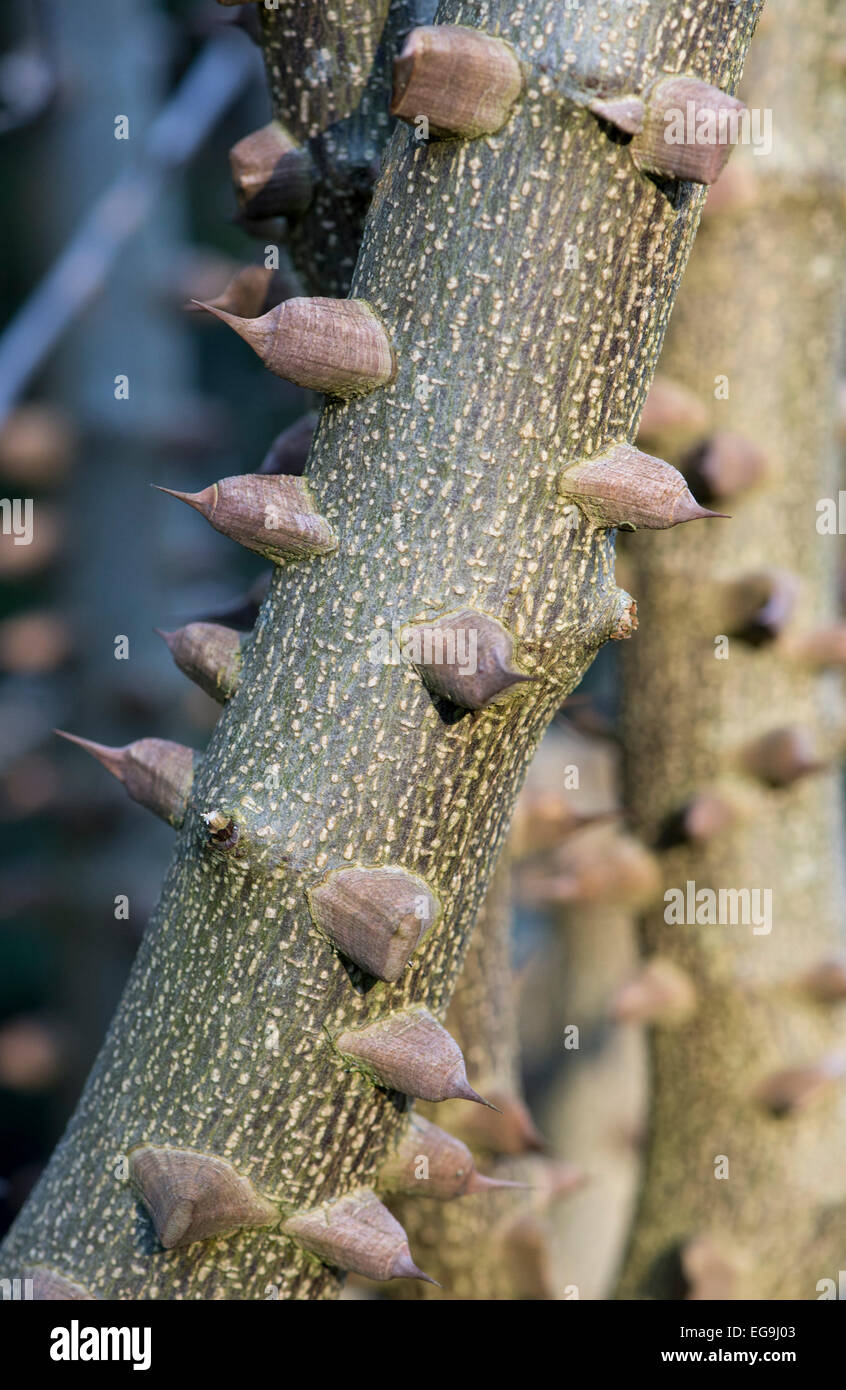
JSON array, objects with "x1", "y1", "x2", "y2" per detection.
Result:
[
  {"x1": 0, "y1": 402, "x2": 76, "y2": 486},
  {"x1": 0, "y1": 1013, "x2": 73, "y2": 1092},
  {"x1": 0, "y1": 1, "x2": 58, "y2": 136}
]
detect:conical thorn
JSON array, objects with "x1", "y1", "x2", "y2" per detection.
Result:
[
  {"x1": 152, "y1": 482, "x2": 215, "y2": 517},
  {"x1": 453, "y1": 1079, "x2": 502, "y2": 1112}
]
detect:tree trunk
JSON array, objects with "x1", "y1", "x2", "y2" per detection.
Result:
[
  {"x1": 1, "y1": 0, "x2": 762, "y2": 1299},
  {"x1": 618, "y1": 0, "x2": 846, "y2": 1300},
  {"x1": 260, "y1": 0, "x2": 437, "y2": 297}
]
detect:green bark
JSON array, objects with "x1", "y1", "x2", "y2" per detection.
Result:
[
  {"x1": 2, "y1": 0, "x2": 762, "y2": 1299},
  {"x1": 261, "y1": 0, "x2": 437, "y2": 296},
  {"x1": 618, "y1": 0, "x2": 846, "y2": 1300}
]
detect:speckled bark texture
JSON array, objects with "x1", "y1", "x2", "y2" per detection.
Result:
[
  {"x1": 1, "y1": 0, "x2": 761, "y2": 1299},
  {"x1": 260, "y1": 1, "x2": 392, "y2": 142},
  {"x1": 618, "y1": 0, "x2": 846, "y2": 1300}
]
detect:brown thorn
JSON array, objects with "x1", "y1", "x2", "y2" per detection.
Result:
[
  {"x1": 463, "y1": 1171, "x2": 530, "y2": 1195},
  {"x1": 391, "y1": 1252, "x2": 441, "y2": 1286},
  {"x1": 152, "y1": 482, "x2": 215, "y2": 518}
]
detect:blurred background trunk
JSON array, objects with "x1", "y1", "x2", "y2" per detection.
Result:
[{"x1": 617, "y1": 0, "x2": 846, "y2": 1299}]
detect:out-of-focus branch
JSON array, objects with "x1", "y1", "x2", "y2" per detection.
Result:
[{"x1": 0, "y1": 33, "x2": 258, "y2": 424}]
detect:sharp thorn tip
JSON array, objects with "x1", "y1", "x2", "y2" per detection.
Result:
[
  {"x1": 466, "y1": 1086, "x2": 502, "y2": 1113},
  {"x1": 392, "y1": 1251, "x2": 441, "y2": 1286},
  {"x1": 466, "y1": 1172, "x2": 531, "y2": 1194}
]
